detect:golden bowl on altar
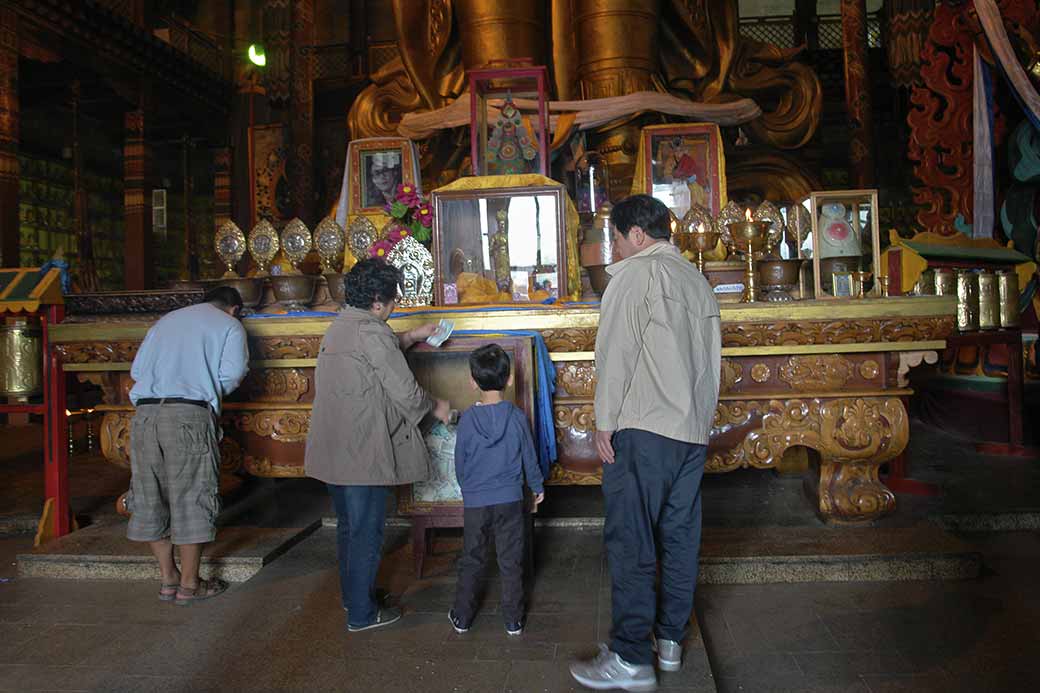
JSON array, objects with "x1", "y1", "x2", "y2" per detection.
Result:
[
  {"x1": 270, "y1": 275, "x2": 317, "y2": 312},
  {"x1": 686, "y1": 226, "x2": 721, "y2": 273},
  {"x1": 725, "y1": 220, "x2": 772, "y2": 254},
  {"x1": 757, "y1": 258, "x2": 804, "y2": 302},
  {"x1": 324, "y1": 273, "x2": 346, "y2": 306},
  {"x1": 215, "y1": 277, "x2": 264, "y2": 310}
]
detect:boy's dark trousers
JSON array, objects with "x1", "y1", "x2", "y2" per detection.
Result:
[{"x1": 452, "y1": 499, "x2": 525, "y2": 626}]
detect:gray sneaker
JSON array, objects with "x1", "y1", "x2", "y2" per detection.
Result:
[
  {"x1": 570, "y1": 644, "x2": 658, "y2": 692},
  {"x1": 347, "y1": 607, "x2": 402, "y2": 632},
  {"x1": 652, "y1": 637, "x2": 682, "y2": 672}
]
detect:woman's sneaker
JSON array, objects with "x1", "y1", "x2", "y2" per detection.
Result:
[
  {"x1": 448, "y1": 609, "x2": 470, "y2": 634},
  {"x1": 505, "y1": 620, "x2": 524, "y2": 636},
  {"x1": 347, "y1": 607, "x2": 401, "y2": 632},
  {"x1": 653, "y1": 637, "x2": 682, "y2": 672}
]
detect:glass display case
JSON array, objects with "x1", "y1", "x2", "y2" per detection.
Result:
[
  {"x1": 432, "y1": 186, "x2": 568, "y2": 305},
  {"x1": 468, "y1": 65, "x2": 550, "y2": 177},
  {"x1": 397, "y1": 334, "x2": 536, "y2": 576},
  {"x1": 797, "y1": 189, "x2": 881, "y2": 299}
]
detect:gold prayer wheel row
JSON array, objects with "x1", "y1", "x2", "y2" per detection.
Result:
[{"x1": 918, "y1": 268, "x2": 1020, "y2": 331}]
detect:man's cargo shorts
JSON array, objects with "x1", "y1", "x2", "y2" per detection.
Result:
[{"x1": 126, "y1": 402, "x2": 221, "y2": 545}]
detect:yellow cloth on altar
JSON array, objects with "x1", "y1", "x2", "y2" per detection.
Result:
[
  {"x1": 880, "y1": 229, "x2": 1036, "y2": 294},
  {"x1": 432, "y1": 174, "x2": 582, "y2": 302}
]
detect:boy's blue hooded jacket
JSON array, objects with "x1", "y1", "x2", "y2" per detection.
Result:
[{"x1": 454, "y1": 401, "x2": 544, "y2": 508}]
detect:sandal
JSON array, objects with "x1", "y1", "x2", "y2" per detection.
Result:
[
  {"x1": 158, "y1": 582, "x2": 180, "y2": 602},
  {"x1": 174, "y1": 578, "x2": 228, "y2": 606}
]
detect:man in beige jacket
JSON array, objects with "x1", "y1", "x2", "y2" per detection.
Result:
[
  {"x1": 306, "y1": 259, "x2": 450, "y2": 632},
  {"x1": 571, "y1": 195, "x2": 721, "y2": 692}
]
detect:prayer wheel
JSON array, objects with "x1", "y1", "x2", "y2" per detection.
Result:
[
  {"x1": 997, "y1": 270, "x2": 1020, "y2": 328},
  {"x1": 977, "y1": 271, "x2": 999, "y2": 331},
  {"x1": 955, "y1": 270, "x2": 979, "y2": 332},
  {"x1": 0, "y1": 321, "x2": 43, "y2": 399}
]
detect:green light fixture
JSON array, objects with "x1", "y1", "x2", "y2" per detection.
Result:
[{"x1": 248, "y1": 43, "x2": 266, "y2": 67}]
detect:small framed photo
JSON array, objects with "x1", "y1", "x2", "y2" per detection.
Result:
[
  {"x1": 642, "y1": 123, "x2": 726, "y2": 219},
  {"x1": 348, "y1": 138, "x2": 419, "y2": 213},
  {"x1": 831, "y1": 271, "x2": 854, "y2": 298}
]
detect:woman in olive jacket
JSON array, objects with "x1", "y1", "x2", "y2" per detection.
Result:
[{"x1": 305, "y1": 259, "x2": 450, "y2": 632}]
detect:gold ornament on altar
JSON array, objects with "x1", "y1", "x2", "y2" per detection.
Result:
[
  {"x1": 248, "y1": 219, "x2": 280, "y2": 276},
  {"x1": 347, "y1": 216, "x2": 377, "y2": 259},
  {"x1": 726, "y1": 208, "x2": 772, "y2": 303},
  {"x1": 386, "y1": 235, "x2": 434, "y2": 307},
  {"x1": 280, "y1": 218, "x2": 312, "y2": 274},
  {"x1": 752, "y1": 201, "x2": 784, "y2": 251},
  {"x1": 214, "y1": 220, "x2": 246, "y2": 278},
  {"x1": 313, "y1": 217, "x2": 346, "y2": 273}
]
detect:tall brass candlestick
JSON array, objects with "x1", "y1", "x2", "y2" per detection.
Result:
[
  {"x1": 688, "y1": 223, "x2": 720, "y2": 274},
  {"x1": 726, "y1": 219, "x2": 771, "y2": 303}
]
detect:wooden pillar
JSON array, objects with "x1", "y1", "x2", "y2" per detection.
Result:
[
  {"x1": 213, "y1": 145, "x2": 233, "y2": 269},
  {"x1": 71, "y1": 82, "x2": 99, "y2": 291},
  {"x1": 290, "y1": 0, "x2": 315, "y2": 224},
  {"x1": 841, "y1": 0, "x2": 875, "y2": 187},
  {"x1": 123, "y1": 108, "x2": 153, "y2": 289},
  {"x1": 0, "y1": 8, "x2": 19, "y2": 268}
]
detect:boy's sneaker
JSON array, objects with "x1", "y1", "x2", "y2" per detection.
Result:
[
  {"x1": 570, "y1": 644, "x2": 657, "y2": 692},
  {"x1": 652, "y1": 636, "x2": 682, "y2": 672},
  {"x1": 448, "y1": 609, "x2": 470, "y2": 634},
  {"x1": 505, "y1": 620, "x2": 524, "y2": 636},
  {"x1": 347, "y1": 607, "x2": 401, "y2": 632}
]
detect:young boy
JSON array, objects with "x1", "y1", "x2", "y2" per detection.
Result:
[{"x1": 449, "y1": 344, "x2": 545, "y2": 636}]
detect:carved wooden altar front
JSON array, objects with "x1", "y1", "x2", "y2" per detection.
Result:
[{"x1": 50, "y1": 297, "x2": 955, "y2": 524}]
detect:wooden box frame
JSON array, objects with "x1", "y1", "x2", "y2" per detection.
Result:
[
  {"x1": 468, "y1": 65, "x2": 550, "y2": 177},
  {"x1": 641, "y1": 123, "x2": 726, "y2": 218},
  {"x1": 431, "y1": 185, "x2": 569, "y2": 305},
  {"x1": 348, "y1": 138, "x2": 419, "y2": 214},
  {"x1": 797, "y1": 189, "x2": 881, "y2": 300},
  {"x1": 396, "y1": 334, "x2": 536, "y2": 576}
]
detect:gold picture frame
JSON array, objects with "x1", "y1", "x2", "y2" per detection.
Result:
[{"x1": 349, "y1": 139, "x2": 419, "y2": 213}]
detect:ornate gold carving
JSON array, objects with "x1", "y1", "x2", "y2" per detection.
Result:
[
  {"x1": 554, "y1": 404, "x2": 596, "y2": 436},
  {"x1": 547, "y1": 464, "x2": 602, "y2": 485},
  {"x1": 238, "y1": 369, "x2": 310, "y2": 402},
  {"x1": 234, "y1": 410, "x2": 310, "y2": 443},
  {"x1": 100, "y1": 411, "x2": 132, "y2": 468},
  {"x1": 243, "y1": 456, "x2": 304, "y2": 477},
  {"x1": 556, "y1": 362, "x2": 597, "y2": 398},
  {"x1": 541, "y1": 328, "x2": 597, "y2": 352},
  {"x1": 859, "y1": 359, "x2": 880, "y2": 380},
  {"x1": 249, "y1": 336, "x2": 321, "y2": 359},
  {"x1": 712, "y1": 401, "x2": 760, "y2": 435},
  {"x1": 720, "y1": 316, "x2": 955, "y2": 347},
  {"x1": 750, "y1": 363, "x2": 771, "y2": 383},
  {"x1": 778, "y1": 355, "x2": 852, "y2": 390},
  {"x1": 218, "y1": 436, "x2": 244, "y2": 475},
  {"x1": 720, "y1": 360, "x2": 743, "y2": 392},
  {"x1": 54, "y1": 341, "x2": 140, "y2": 364}
]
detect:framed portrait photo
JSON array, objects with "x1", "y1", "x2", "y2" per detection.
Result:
[
  {"x1": 348, "y1": 138, "x2": 419, "y2": 213},
  {"x1": 642, "y1": 123, "x2": 725, "y2": 220}
]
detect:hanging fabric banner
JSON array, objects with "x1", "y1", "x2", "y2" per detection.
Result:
[
  {"x1": 973, "y1": 48, "x2": 996, "y2": 239},
  {"x1": 974, "y1": 0, "x2": 1040, "y2": 130}
]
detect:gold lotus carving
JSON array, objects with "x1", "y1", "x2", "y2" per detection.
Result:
[
  {"x1": 235, "y1": 410, "x2": 310, "y2": 443},
  {"x1": 720, "y1": 360, "x2": 743, "y2": 392},
  {"x1": 778, "y1": 355, "x2": 852, "y2": 390},
  {"x1": 750, "y1": 363, "x2": 771, "y2": 383},
  {"x1": 239, "y1": 369, "x2": 310, "y2": 402},
  {"x1": 859, "y1": 360, "x2": 880, "y2": 380},
  {"x1": 556, "y1": 362, "x2": 597, "y2": 398}
]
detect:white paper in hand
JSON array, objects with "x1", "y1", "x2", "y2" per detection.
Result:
[{"x1": 425, "y1": 319, "x2": 454, "y2": 348}]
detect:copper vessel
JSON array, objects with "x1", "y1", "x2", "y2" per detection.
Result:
[
  {"x1": 325, "y1": 273, "x2": 346, "y2": 306},
  {"x1": 997, "y1": 270, "x2": 1020, "y2": 328},
  {"x1": 977, "y1": 271, "x2": 999, "y2": 330},
  {"x1": 757, "y1": 258, "x2": 803, "y2": 302},
  {"x1": 0, "y1": 321, "x2": 42, "y2": 399},
  {"x1": 270, "y1": 275, "x2": 317, "y2": 312},
  {"x1": 955, "y1": 270, "x2": 979, "y2": 332},
  {"x1": 215, "y1": 277, "x2": 264, "y2": 311}
]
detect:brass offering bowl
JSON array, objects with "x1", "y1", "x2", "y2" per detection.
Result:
[
  {"x1": 324, "y1": 273, "x2": 346, "y2": 306},
  {"x1": 688, "y1": 228, "x2": 721, "y2": 273},
  {"x1": 756, "y1": 258, "x2": 803, "y2": 302},
  {"x1": 215, "y1": 277, "x2": 264, "y2": 312},
  {"x1": 270, "y1": 275, "x2": 317, "y2": 312},
  {"x1": 725, "y1": 220, "x2": 772, "y2": 303}
]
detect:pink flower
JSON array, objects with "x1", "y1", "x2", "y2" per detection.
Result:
[
  {"x1": 368, "y1": 238, "x2": 395, "y2": 259},
  {"x1": 395, "y1": 183, "x2": 419, "y2": 207},
  {"x1": 416, "y1": 203, "x2": 433, "y2": 228}
]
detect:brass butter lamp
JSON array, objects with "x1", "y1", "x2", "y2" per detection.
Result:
[
  {"x1": 726, "y1": 209, "x2": 772, "y2": 303},
  {"x1": 688, "y1": 221, "x2": 721, "y2": 274}
]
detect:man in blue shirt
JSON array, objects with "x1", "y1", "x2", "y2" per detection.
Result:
[{"x1": 127, "y1": 286, "x2": 249, "y2": 605}]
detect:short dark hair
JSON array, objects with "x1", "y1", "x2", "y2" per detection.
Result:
[
  {"x1": 344, "y1": 258, "x2": 401, "y2": 310},
  {"x1": 610, "y1": 194, "x2": 672, "y2": 240},
  {"x1": 203, "y1": 286, "x2": 243, "y2": 311},
  {"x1": 469, "y1": 344, "x2": 511, "y2": 391}
]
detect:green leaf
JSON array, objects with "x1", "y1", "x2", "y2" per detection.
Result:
[
  {"x1": 413, "y1": 227, "x2": 431, "y2": 242},
  {"x1": 390, "y1": 201, "x2": 409, "y2": 218}
]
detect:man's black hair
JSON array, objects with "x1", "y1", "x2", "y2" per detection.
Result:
[
  {"x1": 609, "y1": 194, "x2": 672, "y2": 240},
  {"x1": 204, "y1": 286, "x2": 244, "y2": 311},
  {"x1": 469, "y1": 343, "x2": 511, "y2": 392},
  {"x1": 344, "y1": 258, "x2": 401, "y2": 310}
]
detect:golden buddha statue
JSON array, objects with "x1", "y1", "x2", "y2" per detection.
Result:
[{"x1": 349, "y1": 0, "x2": 821, "y2": 201}]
